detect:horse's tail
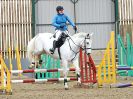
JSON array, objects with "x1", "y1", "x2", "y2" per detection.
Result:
[{"x1": 27, "y1": 36, "x2": 36, "y2": 63}]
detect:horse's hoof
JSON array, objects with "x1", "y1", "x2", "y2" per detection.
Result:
[
  {"x1": 65, "y1": 87, "x2": 69, "y2": 90},
  {"x1": 28, "y1": 66, "x2": 33, "y2": 69},
  {"x1": 28, "y1": 64, "x2": 35, "y2": 69},
  {"x1": 73, "y1": 83, "x2": 82, "y2": 88},
  {"x1": 77, "y1": 82, "x2": 82, "y2": 86}
]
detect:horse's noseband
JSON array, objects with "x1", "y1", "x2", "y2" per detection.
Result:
[{"x1": 81, "y1": 35, "x2": 91, "y2": 51}]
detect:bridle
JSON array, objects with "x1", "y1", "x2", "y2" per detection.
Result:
[
  {"x1": 84, "y1": 36, "x2": 92, "y2": 54},
  {"x1": 67, "y1": 34, "x2": 92, "y2": 61}
]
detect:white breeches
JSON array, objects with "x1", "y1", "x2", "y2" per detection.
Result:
[{"x1": 54, "y1": 30, "x2": 69, "y2": 41}]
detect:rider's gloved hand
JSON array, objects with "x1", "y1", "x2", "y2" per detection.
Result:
[
  {"x1": 60, "y1": 23, "x2": 66, "y2": 28},
  {"x1": 73, "y1": 26, "x2": 77, "y2": 32}
]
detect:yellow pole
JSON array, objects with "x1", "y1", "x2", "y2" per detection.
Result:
[
  {"x1": 0, "y1": 64, "x2": 5, "y2": 91},
  {"x1": 108, "y1": 42, "x2": 111, "y2": 83},
  {"x1": 6, "y1": 69, "x2": 11, "y2": 94},
  {"x1": 0, "y1": 54, "x2": 5, "y2": 91},
  {"x1": 111, "y1": 31, "x2": 116, "y2": 83},
  {"x1": 97, "y1": 64, "x2": 102, "y2": 87},
  {"x1": 103, "y1": 54, "x2": 106, "y2": 82},
  {"x1": 1, "y1": 54, "x2": 12, "y2": 94},
  {"x1": 16, "y1": 46, "x2": 22, "y2": 76},
  {"x1": 8, "y1": 47, "x2": 13, "y2": 71}
]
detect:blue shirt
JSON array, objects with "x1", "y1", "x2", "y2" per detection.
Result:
[{"x1": 52, "y1": 13, "x2": 75, "y2": 31}]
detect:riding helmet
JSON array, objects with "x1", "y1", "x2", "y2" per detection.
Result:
[{"x1": 56, "y1": 6, "x2": 64, "y2": 12}]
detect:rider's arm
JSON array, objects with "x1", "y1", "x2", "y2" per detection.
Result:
[
  {"x1": 66, "y1": 15, "x2": 75, "y2": 27},
  {"x1": 52, "y1": 16, "x2": 60, "y2": 28}
]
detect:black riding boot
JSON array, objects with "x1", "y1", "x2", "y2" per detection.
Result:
[{"x1": 49, "y1": 40, "x2": 56, "y2": 54}]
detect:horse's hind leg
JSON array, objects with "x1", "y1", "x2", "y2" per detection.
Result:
[
  {"x1": 35, "y1": 54, "x2": 42, "y2": 68},
  {"x1": 62, "y1": 60, "x2": 69, "y2": 90},
  {"x1": 73, "y1": 59, "x2": 81, "y2": 84},
  {"x1": 29, "y1": 54, "x2": 41, "y2": 69}
]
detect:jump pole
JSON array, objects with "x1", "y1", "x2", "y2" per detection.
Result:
[
  {"x1": 10, "y1": 68, "x2": 76, "y2": 74},
  {"x1": 111, "y1": 83, "x2": 133, "y2": 88},
  {"x1": 117, "y1": 67, "x2": 133, "y2": 70},
  {"x1": 11, "y1": 78, "x2": 77, "y2": 83}
]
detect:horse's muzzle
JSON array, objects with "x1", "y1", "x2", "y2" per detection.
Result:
[{"x1": 87, "y1": 53, "x2": 90, "y2": 56}]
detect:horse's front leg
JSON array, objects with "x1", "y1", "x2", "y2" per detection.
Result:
[
  {"x1": 62, "y1": 60, "x2": 69, "y2": 90},
  {"x1": 73, "y1": 58, "x2": 81, "y2": 85}
]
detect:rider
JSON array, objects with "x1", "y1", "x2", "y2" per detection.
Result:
[{"x1": 50, "y1": 6, "x2": 77, "y2": 54}]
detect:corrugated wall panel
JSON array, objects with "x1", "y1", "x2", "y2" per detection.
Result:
[
  {"x1": 36, "y1": 0, "x2": 74, "y2": 25},
  {"x1": 75, "y1": 0, "x2": 115, "y2": 49},
  {"x1": 76, "y1": 0, "x2": 115, "y2": 23},
  {"x1": 77, "y1": 24, "x2": 115, "y2": 49}
]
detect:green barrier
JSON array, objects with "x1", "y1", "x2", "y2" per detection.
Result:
[
  {"x1": 117, "y1": 34, "x2": 127, "y2": 76},
  {"x1": 36, "y1": 54, "x2": 60, "y2": 79},
  {"x1": 117, "y1": 33, "x2": 133, "y2": 76},
  {"x1": 118, "y1": 34, "x2": 127, "y2": 65},
  {"x1": 126, "y1": 33, "x2": 133, "y2": 76}
]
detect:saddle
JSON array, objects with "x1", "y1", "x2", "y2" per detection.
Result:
[
  {"x1": 55, "y1": 32, "x2": 69, "y2": 48},
  {"x1": 50, "y1": 32, "x2": 69, "y2": 59}
]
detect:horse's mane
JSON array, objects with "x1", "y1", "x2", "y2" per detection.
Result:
[{"x1": 72, "y1": 32, "x2": 88, "y2": 38}]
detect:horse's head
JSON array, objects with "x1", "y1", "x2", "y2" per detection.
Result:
[{"x1": 80, "y1": 32, "x2": 93, "y2": 55}]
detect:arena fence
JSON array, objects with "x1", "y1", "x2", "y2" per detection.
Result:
[
  {"x1": 0, "y1": 0, "x2": 32, "y2": 58},
  {"x1": 118, "y1": 0, "x2": 133, "y2": 42}
]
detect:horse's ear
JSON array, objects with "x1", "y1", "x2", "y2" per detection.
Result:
[{"x1": 88, "y1": 32, "x2": 93, "y2": 37}]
